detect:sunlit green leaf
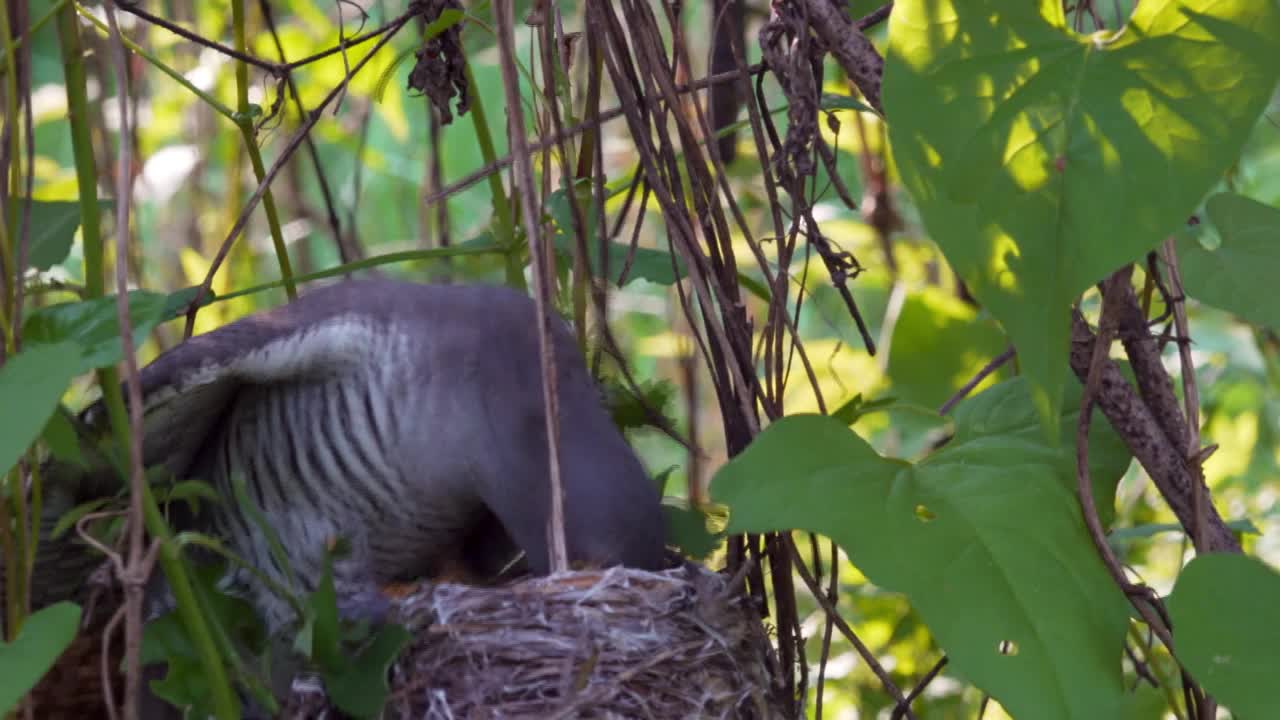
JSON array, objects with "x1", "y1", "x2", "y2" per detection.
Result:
[
  {"x1": 712, "y1": 377, "x2": 1133, "y2": 720},
  {"x1": 888, "y1": 287, "x2": 1009, "y2": 409},
  {"x1": 885, "y1": 0, "x2": 1280, "y2": 437},
  {"x1": 948, "y1": 375, "x2": 1131, "y2": 528}
]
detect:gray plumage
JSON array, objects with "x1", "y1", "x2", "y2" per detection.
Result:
[{"x1": 24, "y1": 279, "x2": 667, "y2": 633}]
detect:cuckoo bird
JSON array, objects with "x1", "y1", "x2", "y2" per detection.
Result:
[{"x1": 15, "y1": 279, "x2": 668, "y2": 639}]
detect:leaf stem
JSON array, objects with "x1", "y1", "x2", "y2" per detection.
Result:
[
  {"x1": 232, "y1": 0, "x2": 296, "y2": 301},
  {"x1": 465, "y1": 63, "x2": 524, "y2": 290}
]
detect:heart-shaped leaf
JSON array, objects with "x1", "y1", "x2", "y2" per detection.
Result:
[
  {"x1": 1166, "y1": 554, "x2": 1280, "y2": 718},
  {"x1": 885, "y1": 0, "x2": 1280, "y2": 437},
  {"x1": 712, "y1": 377, "x2": 1133, "y2": 720},
  {"x1": 1176, "y1": 193, "x2": 1280, "y2": 329}
]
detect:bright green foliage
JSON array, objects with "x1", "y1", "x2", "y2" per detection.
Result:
[
  {"x1": 0, "y1": 342, "x2": 82, "y2": 477},
  {"x1": 1177, "y1": 193, "x2": 1280, "y2": 330},
  {"x1": 1166, "y1": 554, "x2": 1280, "y2": 718},
  {"x1": 0, "y1": 602, "x2": 82, "y2": 716},
  {"x1": 22, "y1": 287, "x2": 205, "y2": 375},
  {"x1": 711, "y1": 376, "x2": 1134, "y2": 720},
  {"x1": 885, "y1": 0, "x2": 1280, "y2": 437},
  {"x1": 948, "y1": 375, "x2": 1131, "y2": 528},
  {"x1": 887, "y1": 286, "x2": 1008, "y2": 409}
]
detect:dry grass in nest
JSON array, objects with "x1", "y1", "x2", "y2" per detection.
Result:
[{"x1": 283, "y1": 563, "x2": 786, "y2": 719}]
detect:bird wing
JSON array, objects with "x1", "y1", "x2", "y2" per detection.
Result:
[{"x1": 81, "y1": 286, "x2": 392, "y2": 482}]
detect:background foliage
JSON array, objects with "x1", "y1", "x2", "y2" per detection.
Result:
[{"x1": 2, "y1": 0, "x2": 1280, "y2": 718}]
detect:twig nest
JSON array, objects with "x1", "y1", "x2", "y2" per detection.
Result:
[{"x1": 285, "y1": 564, "x2": 785, "y2": 719}]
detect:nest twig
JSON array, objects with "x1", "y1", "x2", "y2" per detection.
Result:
[{"x1": 284, "y1": 565, "x2": 785, "y2": 719}]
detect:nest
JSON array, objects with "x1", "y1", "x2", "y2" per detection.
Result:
[{"x1": 283, "y1": 564, "x2": 786, "y2": 719}]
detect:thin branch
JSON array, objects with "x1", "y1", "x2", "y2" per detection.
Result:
[
  {"x1": 796, "y1": 0, "x2": 884, "y2": 113},
  {"x1": 492, "y1": 1, "x2": 568, "y2": 573},
  {"x1": 785, "y1": 537, "x2": 917, "y2": 720},
  {"x1": 856, "y1": 3, "x2": 894, "y2": 30},
  {"x1": 116, "y1": 1, "x2": 281, "y2": 74},
  {"x1": 1158, "y1": 240, "x2": 1207, "y2": 549},
  {"x1": 423, "y1": 63, "x2": 769, "y2": 208},
  {"x1": 1075, "y1": 280, "x2": 1175, "y2": 647},
  {"x1": 891, "y1": 656, "x2": 949, "y2": 720},
  {"x1": 938, "y1": 346, "x2": 1015, "y2": 415},
  {"x1": 183, "y1": 9, "x2": 415, "y2": 336},
  {"x1": 258, "y1": 0, "x2": 352, "y2": 263}
]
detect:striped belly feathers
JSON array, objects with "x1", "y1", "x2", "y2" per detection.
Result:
[{"x1": 200, "y1": 329, "x2": 464, "y2": 629}]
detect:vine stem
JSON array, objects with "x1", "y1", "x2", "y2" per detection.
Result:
[{"x1": 99, "y1": 3, "x2": 150, "y2": 716}]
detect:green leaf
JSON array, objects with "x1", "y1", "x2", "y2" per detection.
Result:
[
  {"x1": 947, "y1": 375, "x2": 1131, "y2": 529},
  {"x1": 304, "y1": 555, "x2": 342, "y2": 673},
  {"x1": 887, "y1": 287, "x2": 1009, "y2": 409},
  {"x1": 140, "y1": 611, "x2": 209, "y2": 708},
  {"x1": 885, "y1": 0, "x2": 1280, "y2": 438},
  {"x1": 302, "y1": 548, "x2": 409, "y2": 719},
  {"x1": 603, "y1": 376, "x2": 677, "y2": 433},
  {"x1": 1166, "y1": 554, "x2": 1280, "y2": 719},
  {"x1": 50, "y1": 498, "x2": 113, "y2": 539},
  {"x1": 160, "y1": 479, "x2": 221, "y2": 513},
  {"x1": 820, "y1": 93, "x2": 876, "y2": 115},
  {"x1": 322, "y1": 623, "x2": 410, "y2": 719},
  {"x1": 22, "y1": 287, "x2": 203, "y2": 374},
  {"x1": 40, "y1": 407, "x2": 88, "y2": 469},
  {"x1": 830, "y1": 393, "x2": 897, "y2": 426},
  {"x1": 711, "y1": 380, "x2": 1133, "y2": 719},
  {"x1": 0, "y1": 602, "x2": 82, "y2": 716},
  {"x1": 0, "y1": 342, "x2": 83, "y2": 477},
  {"x1": 1177, "y1": 192, "x2": 1280, "y2": 329},
  {"x1": 5, "y1": 198, "x2": 111, "y2": 270},
  {"x1": 140, "y1": 562, "x2": 266, "y2": 717},
  {"x1": 662, "y1": 502, "x2": 724, "y2": 561}
]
